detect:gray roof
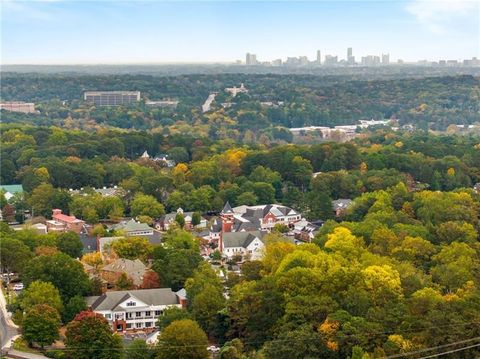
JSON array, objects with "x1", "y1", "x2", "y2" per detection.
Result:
[
  {"x1": 223, "y1": 231, "x2": 265, "y2": 249},
  {"x1": 86, "y1": 288, "x2": 181, "y2": 311},
  {"x1": 102, "y1": 259, "x2": 147, "y2": 286},
  {"x1": 332, "y1": 199, "x2": 353, "y2": 211},
  {"x1": 221, "y1": 202, "x2": 234, "y2": 214},
  {"x1": 111, "y1": 219, "x2": 153, "y2": 233}
]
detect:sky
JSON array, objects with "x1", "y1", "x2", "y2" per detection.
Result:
[{"x1": 1, "y1": 0, "x2": 479, "y2": 64}]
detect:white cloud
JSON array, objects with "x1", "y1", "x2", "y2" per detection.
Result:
[{"x1": 406, "y1": 0, "x2": 479, "y2": 33}]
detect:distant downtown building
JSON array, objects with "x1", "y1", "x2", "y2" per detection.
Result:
[
  {"x1": 84, "y1": 91, "x2": 141, "y2": 106},
  {"x1": 245, "y1": 53, "x2": 258, "y2": 65}
]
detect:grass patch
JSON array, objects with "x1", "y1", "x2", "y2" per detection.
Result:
[{"x1": 12, "y1": 337, "x2": 42, "y2": 354}]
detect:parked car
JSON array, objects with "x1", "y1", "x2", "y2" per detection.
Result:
[
  {"x1": 207, "y1": 345, "x2": 220, "y2": 353},
  {"x1": 13, "y1": 283, "x2": 24, "y2": 291}
]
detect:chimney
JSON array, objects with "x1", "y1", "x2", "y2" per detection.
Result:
[{"x1": 52, "y1": 209, "x2": 62, "y2": 217}]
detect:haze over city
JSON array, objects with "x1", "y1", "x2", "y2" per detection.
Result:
[{"x1": 1, "y1": 0, "x2": 479, "y2": 65}]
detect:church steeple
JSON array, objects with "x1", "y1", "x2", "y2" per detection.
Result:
[{"x1": 221, "y1": 201, "x2": 233, "y2": 214}]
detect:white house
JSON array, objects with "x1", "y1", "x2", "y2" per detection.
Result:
[
  {"x1": 86, "y1": 288, "x2": 186, "y2": 332},
  {"x1": 222, "y1": 231, "x2": 266, "y2": 261},
  {"x1": 156, "y1": 208, "x2": 207, "y2": 231}
]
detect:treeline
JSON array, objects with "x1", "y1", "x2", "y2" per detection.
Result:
[{"x1": 1, "y1": 73, "x2": 479, "y2": 130}]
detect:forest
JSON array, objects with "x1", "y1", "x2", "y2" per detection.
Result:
[{"x1": 1, "y1": 73, "x2": 479, "y2": 131}]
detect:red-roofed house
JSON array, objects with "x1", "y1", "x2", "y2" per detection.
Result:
[{"x1": 46, "y1": 209, "x2": 85, "y2": 234}]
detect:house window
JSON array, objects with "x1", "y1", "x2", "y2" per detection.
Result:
[
  {"x1": 104, "y1": 314, "x2": 111, "y2": 319},
  {"x1": 126, "y1": 323, "x2": 132, "y2": 329},
  {"x1": 126, "y1": 313, "x2": 133, "y2": 319},
  {"x1": 126, "y1": 301, "x2": 136, "y2": 307},
  {"x1": 136, "y1": 323, "x2": 142, "y2": 328},
  {"x1": 145, "y1": 311, "x2": 151, "y2": 317},
  {"x1": 145, "y1": 322, "x2": 152, "y2": 328},
  {"x1": 136, "y1": 312, "x2": 142, "y2": 317},
  {"x1": 155, "y1": 310, "x2": 162, "y2": 316}
]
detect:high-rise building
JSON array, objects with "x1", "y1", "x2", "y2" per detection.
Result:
[
  {"x1": 347, "y1": 47, "x2": 355, "y2": 65},
  {"x1": 246, "y1": 53, "x2": 258, "y2": 66},
  {"x1": 316, "y1": 50, "x2": 321, "y2": 64},
  {"x1": 382, "y1": 53, "x2": 390, "y2": 65},
  {"x1": 324, "y1": 55, "x2": 338, "y2": 66},
  {"x1": 299, "y1": 56, "x2": 309, "y2": 65},
  {"x1": 84, "y1": 91, "x2": 141, "y2": 106}
]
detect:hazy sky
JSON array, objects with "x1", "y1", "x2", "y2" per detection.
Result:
[{"x1": 1, "y1": 0, "x2": 479, "y2": 64}]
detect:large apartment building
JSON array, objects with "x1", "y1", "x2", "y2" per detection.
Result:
[
  {"x1": 84, "y1": 91, "x2": 141, "y2": 106},
  {"x1": 0, "y1": 101, "x2": 36, "y2": 114},
  {"x1": 86, "y1": 288, "x2": 187, "y2": 332}
]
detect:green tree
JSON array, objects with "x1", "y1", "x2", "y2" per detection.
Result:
[
  {"x1": 156, "y1": 319, "x2": 209, "y2": 359},
  {"x1": 22, "y1": 252, "x2": 91, "y2": 302},
  {"x1": 22, "y1": 304, "x2": 60, "y2": 349},
  {"x1": 131, "y1": 193, "x2": 165, "y2": 218},
  {"x1": 58, "y1": 231, "x2": 84, "y2": 258},
  {"x1": 125, "y1": 339, "x2": 155, "y2": 359},
  {"x1": 157, "y1": 307, "x2": 192, "y2": 330},
  {"x1": 111, "y1": 237, "x2": 152, "y2": 260},
  {"x1": 0, "y1": 236, "x2": 33, "y2": 274},
  {"x1": 116, "y1": 272, "x2": 134, "y2": 290},
  {"x1": 175, "y1": 213, "x2": 185, "y2": 228},
  {"x1": 219, "y1": 339, "x2": 246, "y2": 359},
  {"x1": 191, "y1": 212, "x2": 202, "y2": 227},
  {"x1": 63, "y1": 295, "x2": 87, "y2": 323},
  {"x1": 262, "y1": 325, "x2": 333, "y2": 359},
  {"x1": 21, "y1": 280, "x2": 63, "y2": 314},
  {"x1": 237, "y1": 191, "x2": 257, "y2": 206},
  {"x1": 65, "y1": 311, "x2": 123, "y2": 359}
]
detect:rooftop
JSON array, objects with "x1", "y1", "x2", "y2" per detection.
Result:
[{"x1": 86, "y1": 288, "x2": 183, "y2": 311}]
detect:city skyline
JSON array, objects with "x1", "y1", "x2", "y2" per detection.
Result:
[{"x1": 1, "y1": 0, "x2": 479, "y2": 65}]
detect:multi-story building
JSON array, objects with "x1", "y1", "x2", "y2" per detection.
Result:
[
  {"x1": 209, "y1": 202, "x2": 303, "y2": 250},
  {"x1": 86, "y1": 288, "x2": 187, "y2": 333},
  {"x1": 382, "y1": 53, "x2": 390, "y2": 65},
  {"x1": 0, "y1": 102, "x2": 36, "y2": 114},
  {"x1": 46, "y1": 209, "x2": 85, "y2": 234},
  {"x1": 324, "y1": 55, "x2": 338, "y2": 66},
  {"x1": 225, "y1": 83, "x2": 248, "y2": 97},
  {"x1": 316, "y1": 50, "x2": 322, "y2": 64},
  {"x1": 84, "y1": 91, "x2": 141, "y2": 106},
  {"x1": 245, "y1": 53, "x2": 258, "y2": 65}
]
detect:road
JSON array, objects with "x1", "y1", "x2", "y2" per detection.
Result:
[{"x1": 0, "y1": 285, "x2": 19, "y2": 350}]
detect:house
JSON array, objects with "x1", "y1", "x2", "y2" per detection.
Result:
[
  {"x1": 155, "y1": 208, "x2": 207, "y2": 231},
  {"x1": 291, "y1": 219, "x2": 322, "y2": 242},
  {"x1": 332, "y1": 199, "x2": 353, "y2": 217},
  {"x1": 474, "y1": 183, "x2": 480, "y2": 193},
  {"x1": 111, "y1": 219, "x2": 155, "y2": 237},
  {"x1": 225, "y1": 83, "x2": 248, "y2": 97},
  {"x1": 69, "y1": 186, "x2": 125, "y2": 197},
  {"x1": 85, "y1": 288, "x2": 187, "y2": 333},
  {"x1": 11, "y1": 223, "x2": 48, "y2": 235},
  {"x1": 46, "y1": 209, "x2": 85, "y2": 234},
  {"x1": 152, "y1": 154, "x2": 175, "y2": 168},
  {"x1": 222, "y1": 231, "x2": 267, "y2": 261},
  {"x1": 100, "y1": 258, "x2": 147, "y2": 288},
  {"x1": 209, "y1": 202, "x2": 302, "y2": 241},
  {"x1": 98, "y1": 236, "x2": 126, "y2": 254},
  {"x1": 0, "y1": 184, "x2": 24, "y2": 201}
]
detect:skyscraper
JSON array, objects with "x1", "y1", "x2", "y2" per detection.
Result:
[
  {"x1": 347, "y1": 47, "x2": 355, "y2": 65},
  {"x1": 316, "y1": 50, "x2": 321, "y2": 64},
  {"x1": 246, "y1": 53, "x2": 258, "y2": 66},
  {"x1": 382, "y1": 53, "x2": 390, "y2": 65}
]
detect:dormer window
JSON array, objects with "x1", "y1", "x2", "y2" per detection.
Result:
[{"x1": 126, "y1": 301, "x2": 136, "y2": 307}]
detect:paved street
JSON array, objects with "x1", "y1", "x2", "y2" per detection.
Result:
[{"x1": 0, "y1": 285, "x2": 19, "y2": 350}]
